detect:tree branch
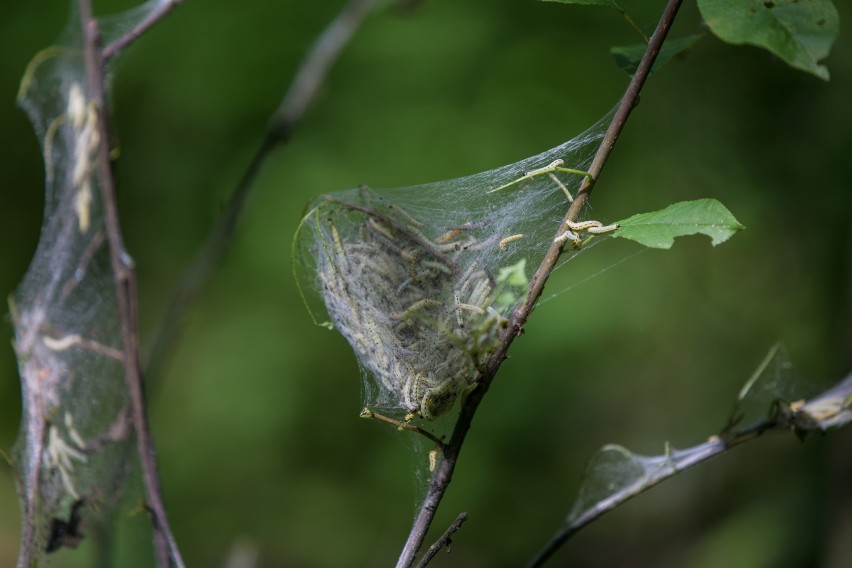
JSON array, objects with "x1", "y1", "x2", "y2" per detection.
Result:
[
  {"x1": 525, "y1": 369, "x2": 852, "y2": 566},
  {"x1": 144, "y1": 0, "x2": 380, "y2": 384},
  {"x1": 524, "y1": 436, "x2": 727, "y2": 568},
  {"x1": 395, "y1": 1, "x2": 684, "y2": 566},
  {"x1": 78, "y1": 1, "x2": 184, "y2": 566}
]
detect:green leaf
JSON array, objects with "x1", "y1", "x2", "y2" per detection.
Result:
[
  {"x1": 697, "y1": 0, "x2": 839, "y2": 81},
  {"x1": 612, "y1": 199, "x2": 744, "y2": 250},
  {"x1": 611, "y1": 34, "x2": 703, "y2": 76},
  {"x1": 496, "y1": 259, "x2": 529, "y2": 288},
  {"x1": 495, "y1": 259, "x2": 529, "y2": 310}
]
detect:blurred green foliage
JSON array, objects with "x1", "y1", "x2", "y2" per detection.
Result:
[{"x1": 1, "y1": 0, "x2": 850, "y2": 566}]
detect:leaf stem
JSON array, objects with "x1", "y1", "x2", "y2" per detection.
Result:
[{"x1": 612, "y1": 2, "x2": 649, "y2": 44}]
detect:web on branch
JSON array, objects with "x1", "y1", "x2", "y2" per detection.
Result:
[
  {"x1": 294, "y1": 111, "x2": 615, "y2": 425},
  {"x1": 11, "y1": 0, "x2": 173, "y2": 562},
  {"x1": 726, "y1": 342, "x2": 798, "y2": 432},
  {"x1": 552, "y1": 343, "x2": 851, "y2": 547}
]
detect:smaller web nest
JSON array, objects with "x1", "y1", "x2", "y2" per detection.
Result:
[{"x1": 296, "y1": 114, "x2": 611, "y2": 420}]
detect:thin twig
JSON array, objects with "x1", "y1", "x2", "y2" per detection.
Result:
[
  {"x1": 413, "y1": 512, "x2": 469, "y2": 568},
  {"x1": 269, "y1": 0, "x2": 379, "y2": 144},
  {"x1": 394, "y1": 1, "x2": 684, "y2": 566},
  {"x1": 102, "y1": 0, "x2": 182, "y2": 62},
  {"x1": 144, "y1": 0, "x2": 380, "y2": 384},
  {"x1": 360, "y1": 408, "x2": 446, "y2": 449},
  {"x1": 78, "y1": 1, "x2": 184, "y2": 566}
]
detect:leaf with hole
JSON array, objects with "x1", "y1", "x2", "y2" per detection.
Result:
[{"x1": 697, "y1": 0, "x2": 839, "y2": 80}]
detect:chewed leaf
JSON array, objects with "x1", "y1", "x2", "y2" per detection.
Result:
[
  {"x1": 697, "y1": 0, "x2": 839, "y2": 81},
  {"x1": 611, "y1": 34, "x2": 703, "y2": 76},
  {"x1": 612, "y1": 198, "x2": 744, "y2": 250}
]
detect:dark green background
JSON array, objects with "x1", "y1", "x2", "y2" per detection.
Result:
[{"x1": 1, "y1": 1, "x2": 851, "y2": 566}]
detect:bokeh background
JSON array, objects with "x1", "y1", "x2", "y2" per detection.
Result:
[{"x1": 1, "y1": 0, "x2": 851, "y2": 566}]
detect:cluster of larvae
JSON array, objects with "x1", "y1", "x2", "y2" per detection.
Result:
[{"x1": 315, "y1": 197, "x2": 506, "y2": 420}]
